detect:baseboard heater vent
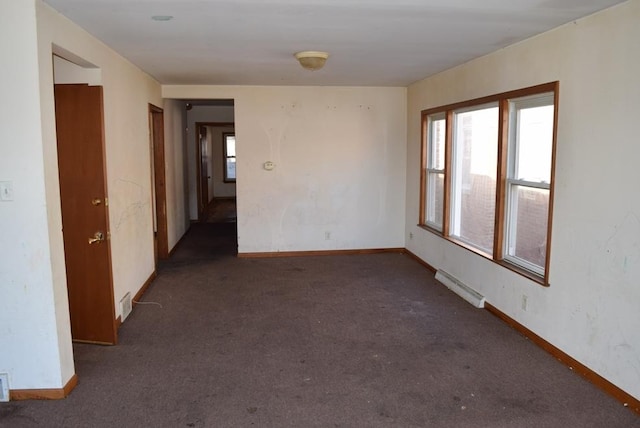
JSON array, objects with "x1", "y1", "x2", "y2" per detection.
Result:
[
  {"x1": 120, "y1": 292, "x2": 132, "y2": 322},
  {"x1": 435, "y1": 270, "x2": 485, "y2": 308}
]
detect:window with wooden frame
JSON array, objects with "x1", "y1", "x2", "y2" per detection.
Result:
[
  {"x1": 223, "y1": 133, "x2": 236, "y2": 182},
  {"x1": 422, "y1": 112, "x2": 447, "y2": 231},
  {"x1": 419, "y1": 82, "x2": 558, "y2": 285}
]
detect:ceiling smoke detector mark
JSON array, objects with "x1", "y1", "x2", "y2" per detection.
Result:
[
  {"x1": 151, "y1": 15, "x2": 173, "y2": 21},
  {"x1": 120, "y1": 292, "x2": 132, "y2": 322},
  {"x1": 0, "y1": 373, "x2": 9, "y2": 402}
]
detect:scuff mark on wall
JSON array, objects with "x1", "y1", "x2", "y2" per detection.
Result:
[
  {"x1": 600, "y1": 211, "x2": 640, "y2": 279},
  {"x1": 111, "y1": 178, "x2": 149, "y2": 231}
]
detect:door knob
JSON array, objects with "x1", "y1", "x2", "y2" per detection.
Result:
[
  {"x1": 91, "y1": 198, "x2": 102, "y2": 206},
  {"x1": 88, "y1": 231, "x2": 105, "y2": 244}
]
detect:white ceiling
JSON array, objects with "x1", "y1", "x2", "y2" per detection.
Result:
[{"x1": 43, "y1": 0, "x2": 625, "y2": 87}]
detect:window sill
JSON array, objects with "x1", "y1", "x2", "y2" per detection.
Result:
[{"x1": 416, "y1": 223, "x2": 548, "y2": 287}]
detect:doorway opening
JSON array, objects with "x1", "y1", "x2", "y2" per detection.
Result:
[
  {"x1": 182, "y1": 99, "x2": 237, "y2": 222},
  {"x1": 195, "y1": 122, "x2": 236, "y2": 223}
]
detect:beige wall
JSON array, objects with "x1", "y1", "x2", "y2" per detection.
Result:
[
  {"x1": 0, "y1": 0, "x2": 167, "y2": 390},
  {"x1": 163, "y1": 99, "x2": 190, "y2": 251},
  {"x1": 164, "y1": 85, "x2": 408, "y2": 253},
  {"x1": 405, "y1": 0, "x2": 640, "y2": 399},
  {"x1": 0, "y1": 0, "x2": 69, "y2": 391}
]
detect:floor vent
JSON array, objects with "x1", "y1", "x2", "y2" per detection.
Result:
[
  {"x1": 0, "y1": 373, "x2": 9, "y2": 402},
  {"x1": 435, "y1": 270, "x2": 485, "y2": 308},
  {"x1": 120, "y1": 292, "x2": 132, "y2": 322}
]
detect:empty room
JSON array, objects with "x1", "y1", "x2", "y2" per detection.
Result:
[{"x1": 1, "y1": 0, "x2": 639, "y2": 426}]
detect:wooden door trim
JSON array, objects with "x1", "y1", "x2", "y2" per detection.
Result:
[
  {"x1": 195, "y1": 122, "x2": 235, "y2": 222},
  {"x1": 149, "y1": 104, "x2": 169, "y2": 259}
]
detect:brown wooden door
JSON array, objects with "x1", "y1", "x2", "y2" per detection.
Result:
[
  {"x1": 198, "y1": 125, "x2": 209, "y2": 220},
  {"x1": 54, "y1": 84, "x2": 117, "y2": 345},
  {"x1": 149, "y1": 105, "x2": 168, "y2": 260}
]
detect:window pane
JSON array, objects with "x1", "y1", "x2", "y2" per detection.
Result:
[
  {"x1": 226, "y1": 158, "x2": 236, "y2": 180},
  {"x1": 426, "y1": 172, "x2": 444, "y2": 229},
  {"x1": 428, "y1": 116, "x2": 446, "y2": 169},
  {"x1": 507, "y1": 185, "x2": 549, "y2": 270},
  {"x1": 226, "y1": 136, "x2": 236, "y2": 157},
  {"x1": 451, "y1": 105, "x2": 498, "y2": 254},
  {"x1": 515, "y1": 105, "x2": 553, "y2": 183}
]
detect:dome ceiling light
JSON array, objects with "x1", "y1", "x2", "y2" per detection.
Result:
[{"x1": 294, "y1": 51, "x2": 329, "y2": 71}]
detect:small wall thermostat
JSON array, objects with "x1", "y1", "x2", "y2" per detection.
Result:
[{"x1": 263, "y1": 161, "x2": 275, "y2": 171}]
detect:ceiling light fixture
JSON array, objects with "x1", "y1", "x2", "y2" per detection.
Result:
[
  {"x1": 294, "y1": 51, "x2": 329, "y2": 71},
  {"x1": 151, "y1": 15, "x2": 173, "y2": 21}
]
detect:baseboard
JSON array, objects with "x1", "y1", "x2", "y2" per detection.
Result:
[
  {"x1": 134, "y1": 271, "x2": 157, "y2": 305},
  {"x1": 402, "y1": 249, "x2": 437, "y2": 273},
  {"x1": 485, "y1": 303, "x2": 640, "y2": 415},
  {"x1": 238, "y1": 248, "x2": 404, "y2": 258},
  {"x1": 10, "y1": 374, "x2": 78, "y2": 401}
]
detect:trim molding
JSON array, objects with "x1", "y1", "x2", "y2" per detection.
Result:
[
  {"x1": 238, "y1": 248, "x2": 404, "y2": 258},
  {"x1": 10, "y1": 374, "x2": 78, "y2": 401},
  {"x1": 485, "y1": 303, "x2": 640, "y2": 415},
  {"x1": 134, "y1": 271, "x2": 157, "y2": 305},
  {"x1": 402, "y1": 249, "x2": 437, "y2": 273}
]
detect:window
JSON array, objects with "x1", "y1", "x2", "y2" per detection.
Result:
[
  {"x1": 423, "y1": 112, "x2": 446, "y2": 231},
  {"x1": 419, "y1": 82, "x2": 558, "y2": 285},
  {"x1": 223, "y1": 133, "x2": 236, "y2": 182},
  {"x1": 504, "y1": 93, "x2": 554, "y2": 275},
  {"x1": 450, "y1": 104, "x2": 498, "y2": 254}
]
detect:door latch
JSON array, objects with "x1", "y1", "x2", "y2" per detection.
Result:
[{"x1": 88, "y1": 231, "x2": 105, "y2": 244}]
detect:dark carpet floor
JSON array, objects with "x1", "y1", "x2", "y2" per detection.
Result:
[{"x1": 1, "y1": 222, "x2": 638, "y2": 427}]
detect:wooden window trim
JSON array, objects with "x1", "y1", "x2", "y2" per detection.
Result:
[
  {"x1": 418, "y1": 81, "x2": 559, "y2": 287},
  {"x1": 419, "y1": 112, "x2": 428, "y2": 226}
]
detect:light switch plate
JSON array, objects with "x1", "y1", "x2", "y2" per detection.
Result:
[{"x1": 0, "y1": 181, "x2": 14, "y2": 201}]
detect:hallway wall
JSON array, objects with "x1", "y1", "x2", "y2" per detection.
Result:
[{"x1": 163, "y1": 99, "x2": 190, "y2": 251}]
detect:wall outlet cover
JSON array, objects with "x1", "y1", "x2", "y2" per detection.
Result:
[{"x1": 0, "y1": 373, "x2": 9, "y2": 402}]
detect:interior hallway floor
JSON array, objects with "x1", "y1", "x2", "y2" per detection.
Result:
[
  {"x1": 1, "y1": 221, "x2": 638, "y2": 427},
  {"x1": 206, "y1": 198, "x2": 237, "y2": 224}
]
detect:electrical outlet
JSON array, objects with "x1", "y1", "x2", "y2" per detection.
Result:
[
  {"x1": 409, "y1": 232, "x2": 414, "y2": 239},
  {"x1": 521, "y1": 295, "x2": 528, "y2": 311},
  {"x1": 0, "y1": 373, "x2": 9, "y2": 402},
  {"x1": 324, "y1": 231, "x2": 331, "y2": 240}
]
